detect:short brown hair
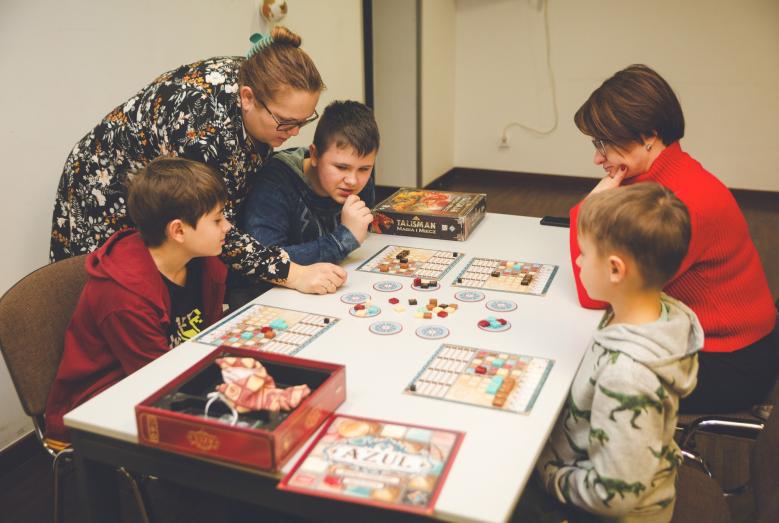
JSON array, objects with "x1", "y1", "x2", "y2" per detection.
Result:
[
  {"x1": 577, "y1": 183, "x2": 691, "y2": 288},
  {"x1": 313, "y1": 100, "x2": 380, "y2": 157},
  {"x1": 238, "y1": 26, "x2": 325, "y2": 104},
  {"x1": 127, "y1": 157, "x2": 227, "y2": 247},
  {"x1": 574, "y1": 64, "x2": 684, "y2": 148}
]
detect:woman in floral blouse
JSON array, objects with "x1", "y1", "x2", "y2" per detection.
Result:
[{"x1": 50, "y1": 26, "x2": 346, "y2": 295}]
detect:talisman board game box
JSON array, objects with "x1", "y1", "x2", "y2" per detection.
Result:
[
  {"x1": 370, "y1": 188, "x2": 486, "y2": 241},
  {"x1": 136, "y1": 346, "x2": 346, "y2": 472},
  {"x1": 278, "y1": 414, "x2": 463, "y2": 515}
]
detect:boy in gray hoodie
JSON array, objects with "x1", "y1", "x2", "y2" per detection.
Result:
[{"x1": 535, "y1": 183, "x2": 703, "y2": 522}]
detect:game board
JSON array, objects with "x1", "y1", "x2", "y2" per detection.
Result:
[
  {"x1": 406, "y1": 344, "x2": 553, "y2": 414},
  {"x1": 279, "y1": 414, "x2": 463, "y2": 515},
  {"x1": 357, "y1": 245, "x2": 463, "y2": 280},
  {"x1": 452, "y1": 258, "x2": 558, "y2": 296},
  {"x1": 196, "y1": 304, "x2": 338, "y2": 356}
]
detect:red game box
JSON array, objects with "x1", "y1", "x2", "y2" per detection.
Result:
[{"x1": 136, "y1": 346, "x2": 346, "y2": 472}]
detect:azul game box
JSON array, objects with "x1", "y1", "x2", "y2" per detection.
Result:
[
  {"x1": 370, "y1": 188, "x2": 486, "y2": 241},
  {"x1": 136, "y1": 347, "x2": 346, "y2": 472},
  {"x1": 278, "y1": 414, "x2": 463, "y2": 515}
]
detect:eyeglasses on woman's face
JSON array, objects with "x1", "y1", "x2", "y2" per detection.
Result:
[
  {"x1": 592, "y1": 139, "x2": 609, "y2": 158},
  {"x1": 260, "y1": 100, "x2": 319, "y2": 132}
]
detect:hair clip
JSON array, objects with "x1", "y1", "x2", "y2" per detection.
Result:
[{"x1": 247, "y1": 32, "x2": 274, "y2": 58}]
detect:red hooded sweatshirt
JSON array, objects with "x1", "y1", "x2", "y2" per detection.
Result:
[{"x1": 45, "y1": 229, "x2": 227, "y2": 441}]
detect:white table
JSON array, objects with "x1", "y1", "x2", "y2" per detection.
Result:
[{"x1": 66, "y1": 213, "x2": 601, "y2": 522}]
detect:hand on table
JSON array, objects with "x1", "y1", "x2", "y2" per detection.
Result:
[
  {"x1": 285, "y1": 262, "x2": 347, "y2": 295},
  {"x1": 341, "y1": 194, "x2": 373, "y2": 244}
]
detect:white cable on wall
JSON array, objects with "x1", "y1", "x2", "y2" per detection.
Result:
[{"x1": 499, "y1": 0, "x2": 558, "y2": 144}]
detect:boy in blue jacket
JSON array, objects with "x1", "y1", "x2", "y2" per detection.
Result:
[
  {"x1": 242, "y1": 99, "x2": 379, "y2": 265},
  {"x1": 229, "y1": 100, "x2": 378, "y2": 307}
]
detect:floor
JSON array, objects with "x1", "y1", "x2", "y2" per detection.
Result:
[{"x1": 3, "y1": 170, "x2": 775, "y2": 522}]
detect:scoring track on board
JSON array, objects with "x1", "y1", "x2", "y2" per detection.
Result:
[{"x1": 357, "y1": 245, "x2": 464, "y2": 280}]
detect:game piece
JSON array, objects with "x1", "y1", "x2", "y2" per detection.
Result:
[
  {"x1": 452, "y1": 258, "x2": 559, "y2": 296},
  {"x1": 486, "y1": 299, "x2": 518, "y2": 312},
  {"x1": 415, "y1": 325, "x2": 450, "y2": 340},
  {"x1": 389, "y1": 297, "x2": 399, "y2": 304},
  {"x1": 196, "y1": 304, "x2": 338, "y2": 356},
  {"x1": 454, "y1": 290, "x2": 485, "y2": 302},
  {"x1": 340, "y1": 291, "x2": 371, "y2": 304},
  {"x1": 405, "y1": 344, "x2": 554, "y2": 414},
  {"x1": 423, "y1": 312, "x2": 432, "y2": 319},
  {"x1": 369, "y1": 321, "x2": 403, "y2": 335},
  {"x1": 350, "y1": 304, "x2": 381, "y2": 318},
  {"x1": 393, "y1": 305, "x2": 406, "y2": 313},
  {"x1": 408, "y1": 298, "x2": 417, "y2": 305},
  {"x1": 373, "y1": 280, "x2": 403, "y2": 292},
  {"x1": 437, "y1": 311, "x2": 448, "y2": 318},
  {"x1": 429, "y1": 298, "x2": 438, "y2": 306},
  {"x1": 357, "y1": 245, "x2": 464, "y2": 280},
  {"x1": 477, "y1": 316, "x2": 511, "y2": 332},
  {"x1": 412, "y1": 277, "x2": 439, "y2": 291}
]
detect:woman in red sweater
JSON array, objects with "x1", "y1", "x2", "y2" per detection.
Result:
[{"x1": 569, "y1": 64, "x2": 777, "y2": 413}]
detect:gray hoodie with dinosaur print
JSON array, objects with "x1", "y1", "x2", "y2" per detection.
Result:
[{"x1": 537, "y1": 293, "x2": 703, "y2": 522}]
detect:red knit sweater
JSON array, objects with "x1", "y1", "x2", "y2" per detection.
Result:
[{"x1": 569, "y1": 142, "x2": 776, "y2": 352}]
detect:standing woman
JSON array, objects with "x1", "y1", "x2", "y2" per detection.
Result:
[
  {"x1": 50, "y1": 26, "x2": 346, "y2": 295},
  {"x1": 569, "y1": 64, "x2": 777, "y2": 413}
]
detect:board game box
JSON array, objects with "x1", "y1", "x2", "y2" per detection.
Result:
[
  {"x1": 278, "y1": 414, "x2": 463, "y2": 515},
  {"x1": 406, "y1": 344, "x2": 553, "y2": 414},
  {"x1": 136, "y1": 347, "x2": 346, "y2": 472},
  {"x1": 370, "y1": 188, "x2": 486, "y2": 241}
]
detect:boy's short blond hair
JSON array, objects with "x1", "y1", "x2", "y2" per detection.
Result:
[
  {"x1": 578, "y1": 183, "x2": 691, "y2": 288},
  {"x1": 127, "y1": 157, "x2": 227, "y2": 247}
]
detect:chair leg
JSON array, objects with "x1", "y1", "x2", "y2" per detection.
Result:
[
  {"x1": 117, "y1": 467, "x2": 153, "y2": 523},
  {"x1": 52, "y1": 448, "x2": 74, "y2": 523}
]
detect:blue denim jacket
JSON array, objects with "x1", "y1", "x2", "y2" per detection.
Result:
[{"x1": 240, "y1": 147, "x2": 375, "y2": 265}]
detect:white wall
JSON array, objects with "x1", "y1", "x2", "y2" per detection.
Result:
[
  {"x1": 372, "y1": 0, "x2": 419, "y2": 188},
  {"x1": 0, "y1": 0, "x2": 363, "y2": 452},
  {"x1": 454, "y1": 0, "x2": 779, "y2": 191},
  {"x1": 421, "y1": 0, "x2": 457, "y2": 187}
]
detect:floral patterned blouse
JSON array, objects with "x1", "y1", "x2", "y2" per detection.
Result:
[{"x1": 50, "y1": 56, "x2": 290, "y2": 282}]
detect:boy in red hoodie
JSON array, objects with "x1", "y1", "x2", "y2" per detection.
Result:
[{"x1": 45, "y1": 157, "x2": 231, "y2": 441}]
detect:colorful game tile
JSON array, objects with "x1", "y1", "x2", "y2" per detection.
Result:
[
  {"x1": 485, "y1": 299, "x2": 518, "y2": 312},
  {"x1": 369, "y1": 321, "x2": 403, "y2": 335},
  {"x1": 196, "y1": 304, "x2": 338, "y2": 356},
  {"x1": 350, "y1": 303, "x2": 381, "y2": 318},
  {"x1": 454, "y1": 290, "x2": 485, "y2": 302},
  {"x1": 415, "y1": 325, "x2": 450, "y2": 340},
  {"x1": 452, "y1": 257, "x2": 559, "y2": 296},
  {"x1": 373, "y1": 280, "x2": 403, "y2": 292},
  {"x1": 340, "y1": 291, "x2": 372, "y2": 304},
  {"x1": 279, "y1": 415, "x2": 463, "y2": 515},
  {"x1": 405, "y1": 344, "x2": 554, "y2": 414},
  {"x1": 477, "y1": 316, "x2": 511, "y2": 332},
  {"x1": 357, "y1": 245, "x2": 463, "y2": 281}
]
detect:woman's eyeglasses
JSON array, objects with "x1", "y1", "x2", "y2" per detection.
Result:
[{"x1": 260, "y1": 101, "x2": 319, "y2": 132}]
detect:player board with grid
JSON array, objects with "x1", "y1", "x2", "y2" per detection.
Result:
[
  {"x1": 405, "y1": 344, "x2": 553, "y2": 414},
  {"x1": 196, "y1": 304, "x2": 339, "y2": 356},
  {"x1": 356, "y1": 245, "x2": 464, "y2": 280},
  {"x1": 451, "y1": 258, "x2": 558, "y2": 296}
]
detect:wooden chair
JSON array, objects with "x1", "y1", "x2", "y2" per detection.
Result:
[{"x1": 0, "y1": 255, "x2": 150, "y2": 523}]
